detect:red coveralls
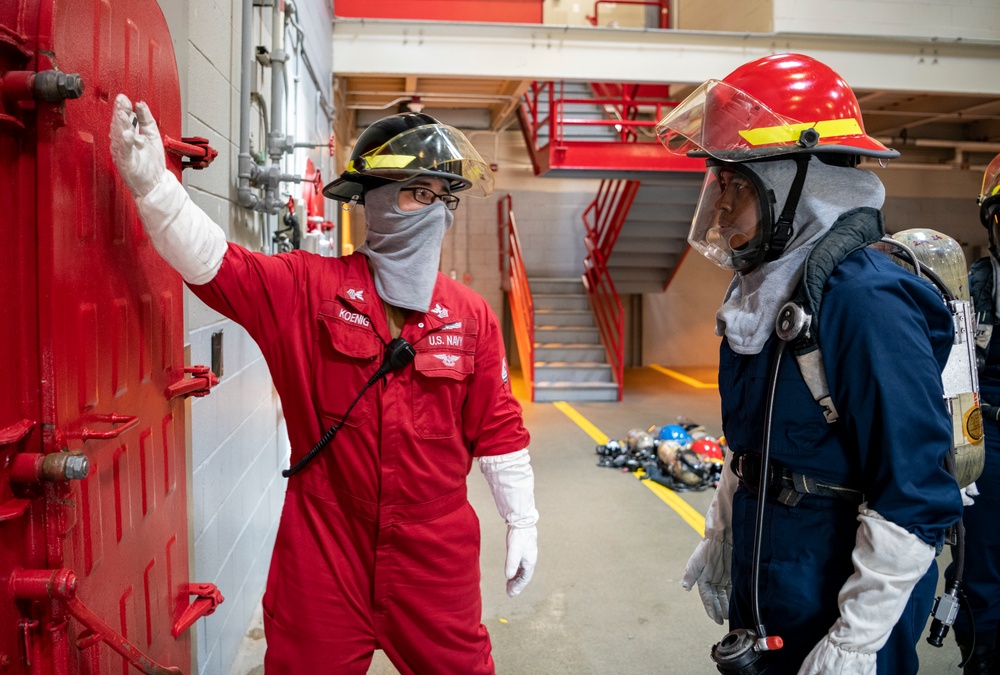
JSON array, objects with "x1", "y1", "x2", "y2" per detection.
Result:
[{"x1": 190, "y1": 244, "x2": 530, "y2": 674}]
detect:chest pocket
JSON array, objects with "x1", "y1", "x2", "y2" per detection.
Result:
[
  {"x1": 412, "y1": 318, "x2": 477, "y2": 439},
  {"x1": 315, "y1": 300, "x2": 381, "y2": 427}
]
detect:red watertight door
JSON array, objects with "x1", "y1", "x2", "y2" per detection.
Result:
[{"x1": 0, "y1": 1, "x2": 220, "y2": 673}]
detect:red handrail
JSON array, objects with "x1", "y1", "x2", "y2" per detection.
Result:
[
  {"x1": 497, "y1": 195, "x2": 535, "y2": 401},
  {"x1": 586, "y1": 0, "x2": 670, "y2": 28},
  {"x1": 583, "y1": 179, "x2": 640, "y2": 261},
  {"x1": 520, "y1": 81, "x2": 678, "y2": 152},
  {"x1": 583, "y1": 238, "x2": 623, "y2": 401}
]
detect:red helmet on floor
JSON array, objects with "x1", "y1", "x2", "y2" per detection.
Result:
[
  {"x1": 656, "y1": 53, "x2": 897, "y2": 162},
  {"x1": 691, "y1": 438, "x2": 724, "y2": 463}
]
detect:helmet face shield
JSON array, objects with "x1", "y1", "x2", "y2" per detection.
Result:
[
  {"x1": 349, "y1": 124, "x2": 494, "y2": 197},
  {"x1": 656, "y1": 80, "x2": 801, "y2": 161},
  {"x1": 688, "y1": 162, "x2": 772, "y2": 272}
]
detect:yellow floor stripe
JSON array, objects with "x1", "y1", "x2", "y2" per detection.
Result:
[
  {"x1": 552, "y1": 401, "x2": 608, "y2": 445},
  {"x1": 649, "y1": 364, "x2": 719, "y2": 390},
  {"x1": 552, "y1": 401, "x2": 706, "y2": 536}
]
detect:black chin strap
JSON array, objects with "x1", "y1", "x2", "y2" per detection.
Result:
[{"x1": 764, "y1": 154, "x2": 811, "y2": 263}]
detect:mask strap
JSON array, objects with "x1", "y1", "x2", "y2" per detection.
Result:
[{"x1": 765, "y1": 155, "x2": 810, "y2": 262}]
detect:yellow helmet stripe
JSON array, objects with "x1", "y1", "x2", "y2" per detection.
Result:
[
  {"x1": 346, "y1": 154, "x2": 417, "y2": 173},
  {"x1": 738, "y1": 118, "x2": 865, "y2": 147}
]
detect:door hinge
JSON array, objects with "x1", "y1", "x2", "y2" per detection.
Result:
[
  {"x1": 163, "y1": 135, "x2": 218, "y2": 170},
  {"x1": 172, "y1": 583, "x2": 224, "y2": 638}
]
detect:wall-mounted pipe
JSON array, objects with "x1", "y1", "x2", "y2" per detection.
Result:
[{"x1": 238, "y1": 0, "x2": 261, "y2": 210}]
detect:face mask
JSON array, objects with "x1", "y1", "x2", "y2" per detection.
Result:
[{"x1": 357, "y1": 181, "x2": 454, "y2": 313}]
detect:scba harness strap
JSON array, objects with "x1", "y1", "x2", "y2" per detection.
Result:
[{"x1": 774, "y1": 207, "x2": 888, "y2": 423}]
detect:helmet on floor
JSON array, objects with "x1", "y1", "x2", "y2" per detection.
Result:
[
  {"x1": 323, "y1": 112, "x2": 494, "y2": 205},
  {"x1": 657, "y1": 424, "x2": 692, "y2": 446},
  {"x1": 691, "y1": 438, "x2": 724, "y2": 463}
]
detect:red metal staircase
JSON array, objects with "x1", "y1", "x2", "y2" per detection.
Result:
[{"x1": 509, "y1": 81, "x2": 705, "y2": 400}]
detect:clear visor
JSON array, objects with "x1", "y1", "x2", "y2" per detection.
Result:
[
  {"x1": 350, "y1": 124, "x2": 494, "y2": 197},
  {"x1": 981, "y1": 154, "x2": 1000, "y2": 205},
  {"x1": 657, "y1": 80, "x2": 809, "y2": 161},
  {"x1": 688, "y1": 164, "x2": 769, "y2": 272}
]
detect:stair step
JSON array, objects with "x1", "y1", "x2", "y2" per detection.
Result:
[
  {"x1": 534, "y1": 381, "x2": 619, "y2": 402},
  {"x1": 610, "y1": 238, "x2": 687, "y2": 255},
  {"x1": 608, "y1": 266, "x2": 674, "y2": 283},
  {"x1": 608, "y1": 248, "x2": 681, "y2": 265},
  {"x1": 611, "y1": 280, "x2": 668, "y2": 294},
  {"x1": 535, "y1": 363, "x2": 612, "y2": 383},
  {"x1": 528, "y1": 277, "x2": 585, "y2": 294},
  {"x1": 534, "y1": 308, "x2": 595, "y2": 326},
  {"x1": 533, "y1": 293, "x2": 590, "y2": 311},
  {"x1": 535, "y1": 325, "x2": 601, "y2": 343},
  {"x1": 617, "y1": 219, "x2": 690, "y2": 238},
  {"x1": 534, "y1": 343, "x2": 607, "y2": 362}
]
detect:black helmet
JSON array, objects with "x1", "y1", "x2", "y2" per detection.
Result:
[{"x1": 322, "y1": 112, "x2": 494, "y2": 205}]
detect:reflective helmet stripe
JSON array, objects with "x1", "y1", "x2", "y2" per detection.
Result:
[
  {"x1": 346, "y1": 154, "x2": 416, "y2": 173},
  {"x1": 739, "y1": 118, "x2": 864, "y2": 147}
]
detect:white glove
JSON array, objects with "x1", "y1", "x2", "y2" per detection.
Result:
[
  {"x1": 961, "y1": 481, "x2": 979, "y2": 506},
  {"x1": 479, "y1": 449, "x2": 538, "y2": 597},
  {"x1": 109, "y1": 94, "x2": 166, "y2": 199},
  {"x1": 682, "y1": 451, "x2": 736, "y2": 625},
  {"x1": 797, "y1": 507, "x2": 936, "y2": 675},
  {"x1": 109, "y1": 94, "x2": 227, "y2": 285}
]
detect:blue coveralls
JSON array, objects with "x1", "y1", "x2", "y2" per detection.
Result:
[
  {"x1": 946, "y1": 257, "x2": 1000, "y2": 647},
  {"x1": 720, "y1": 246, "x2": 963, "y2": 674}
]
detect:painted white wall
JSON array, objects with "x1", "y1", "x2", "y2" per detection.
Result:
[
  {"x1": 156, "y1": 1, "x2": 333, "y2": 673},
  {"x1": 774, "y1": 0, "x2": 1000, "y2": 40},
  {"x1": 674, "y1": 0, "x2": 1000, "y2": 39}
]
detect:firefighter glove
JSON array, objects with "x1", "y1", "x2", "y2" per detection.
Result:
[
  {"x1": 480, "y1": 449, "x2": 539, "y2": 597},
  {"x1": 682, "y1": 450, "x2": 736, "y2": 625},
  {"x1": 797, "y1": 507, "x2": 936, "y2": 675}
]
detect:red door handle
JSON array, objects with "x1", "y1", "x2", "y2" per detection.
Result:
[{"x1": 75, "y1": 413, "x2": 139, "y2": 441}]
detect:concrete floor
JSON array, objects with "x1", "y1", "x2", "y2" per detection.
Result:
[{"x1": 226, "y1": 367, "x2": 966, "y2": 674}]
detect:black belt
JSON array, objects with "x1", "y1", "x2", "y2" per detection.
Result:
[{"x1": 732, "y1": 453, "x2": 865, "y2": 507}]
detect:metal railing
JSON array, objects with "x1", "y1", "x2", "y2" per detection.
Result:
[
  {"x1": 520, "y1": 81, "x2": 677, "y2": 152},
  {"x1": 582, "y1": 180, "x2": 635, "y2": 401},
  {"x1": 586, "y1": 0, "x2": 670, "y2": 28},
  {"x1": 497, "y1": 194, "x2": 535, "y2": 401},
  {"x1": 583, "y1": 237, "x2": 624, "y2": 401}
]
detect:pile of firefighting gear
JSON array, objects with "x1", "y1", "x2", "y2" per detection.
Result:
[{"x1": 595, "y1": 421, "x2": 725, "y2": 492}]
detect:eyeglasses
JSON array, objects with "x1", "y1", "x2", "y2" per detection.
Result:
[{"x1": 400, "y1": 186, "x2": 460, "y2": 211}]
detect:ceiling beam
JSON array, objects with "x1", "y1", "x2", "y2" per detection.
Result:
[{"x1": 332, "y1": 19, "x2": 1000, "y2": 96}]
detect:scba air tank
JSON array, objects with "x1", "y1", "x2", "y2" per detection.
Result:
[{"x1": 890, "y1": 229, "x2": 984, "y2": 488}]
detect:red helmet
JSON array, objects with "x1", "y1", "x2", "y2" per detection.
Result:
[
  {"x1": 691, "y1": 438, "x2": 724, "y2": 463},
  {"x1": 656, "y1": 53, "x2": 897, "y2": 162}
]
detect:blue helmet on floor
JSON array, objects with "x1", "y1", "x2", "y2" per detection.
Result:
[{"x1": 658, "y1": 424, "x2": 692, "y2": 445}]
